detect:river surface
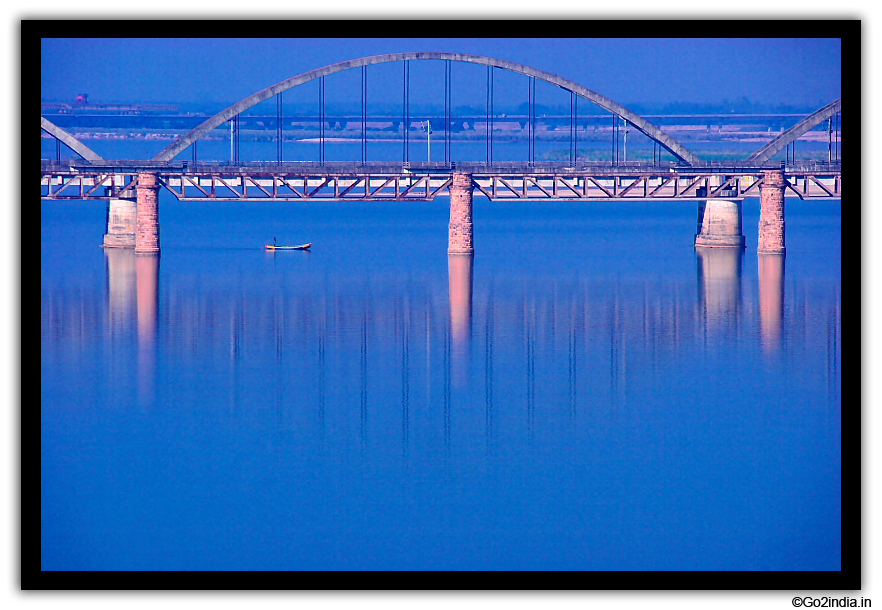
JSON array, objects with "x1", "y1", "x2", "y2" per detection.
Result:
[{"x1": 41, "y1": 139, "x2": 841, "y2": 571}]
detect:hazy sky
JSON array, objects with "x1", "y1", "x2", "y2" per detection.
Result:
[{"x1": 40, "y1": 37, "x2": 841, "y2": 111}]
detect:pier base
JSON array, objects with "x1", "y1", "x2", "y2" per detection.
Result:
[
  {"x1": 448, "y1": 172, "x2": 474, "y2": 255},
  {"x1": 101, "y1": 196, "x2": 137, "y2": 248},
  {"x1": 694, "y1": 199, "x2": 745, "y2": 248},
  {"x1": 135, "y1": 172, "x2": 161, "y2": 255},
  {"x1": 758, "y1": 170, "x2": 786, "y2": 254}
]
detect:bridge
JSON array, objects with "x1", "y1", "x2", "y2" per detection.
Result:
[{"x1": 41, "y1": 52, "x2": 841, "y2": 257}]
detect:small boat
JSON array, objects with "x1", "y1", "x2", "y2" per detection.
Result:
[{"x1": 265, "y1": 243, "x2": 311, "y2": 251}]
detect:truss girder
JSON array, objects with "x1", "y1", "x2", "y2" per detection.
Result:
[
  {"x1": 41, "y1": 170, "x2": 841, "y2": 201},
  {"x1": 41, "y1": 172, "x2": 137, "y2": 200}
]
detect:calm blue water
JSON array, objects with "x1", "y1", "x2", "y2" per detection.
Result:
[{"x1": 41, "y1": 138, "x2": 840, "y2": 571}]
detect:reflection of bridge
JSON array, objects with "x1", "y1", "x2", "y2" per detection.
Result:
[
  {"x1": 41, "y1": 52, "x2": 841, "y2": 257},
  {"x1": 42, "y1": 242, "x2": 840, "y2": 444}
]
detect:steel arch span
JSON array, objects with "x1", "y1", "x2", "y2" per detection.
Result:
[
  {"x1": 41, "y1": 117, "x2": 104, "y2": 163},
  {"x1": 745, "y1": 98, "x2": 841, "y2": 164},
  {"x1": 150, "y1": 52, "x2": 701, "y2": 165}
]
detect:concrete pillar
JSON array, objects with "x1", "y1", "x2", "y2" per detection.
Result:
[
  {"x1": 758, "y1": 253, "x2": 785, "y2": 352},
  {"x1": 135, "y1": 172, "x2": 161, "y2": 254},
  {"x1": 448, "y1": 172, "x2": 474, "y2": 255},
  {"x1": 758, "y1": 170, "x2": 786, "y2": 254},
  {"x1": 694, "y1": 199, "x2": 745, "y2": 248},
  {"x1": 101, "y1": 196, "x2": 137, "y2": 248}
]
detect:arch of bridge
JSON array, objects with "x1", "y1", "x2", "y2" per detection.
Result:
[
  {"x1": 745, "y1": 98, "x2": 841, "y2": 164},
  {"x1": 41, "y1": 117, "x2": 104, "y2": 162},
  {"x1": 151, "y1": 52, "x2": 702, "y2": 165}
]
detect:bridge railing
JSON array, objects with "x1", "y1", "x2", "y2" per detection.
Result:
[
  {"x1": 45, "y1": 158, "x2": 682, "y2": 173},
  {"x1": 781, "y1": 161, "x2": 843, "y2": 173},
  {"x1": 673, "y1": 160, "x2": 841, "y2": 173}
]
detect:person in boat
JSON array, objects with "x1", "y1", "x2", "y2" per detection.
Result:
[{"x1": 273, "y1": 237, "x2": 277, "y2": 247}]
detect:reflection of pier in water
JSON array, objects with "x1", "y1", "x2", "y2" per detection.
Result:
[
  {"x1": 105, "y1": 248, "x2": 137, "y2": 335},
  {"x1": 104, "y1": 249, "x2": 160, "y2": 406},
  {"x1": 696, "y1": 247, "x2": 743, "y2": 339},
  {"x1": 758, "y1": 253, "x2": 785, "y2": 353},
  {"x1": 42, "y1": 253, "x2": 838, "y2": 451},
  {"x1": 135, "y1": 254, "x2": 159, "y2": 406},
  {"x1": 448, "y1": 254, "x2": 473, "y2": 388}
]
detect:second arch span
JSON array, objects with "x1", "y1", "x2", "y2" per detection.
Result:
[
  {"x1": 746, "y1": 98, "x2": 841, "y2": 165},
  {"x1": 150, "y1": 52, "x2": 702, "y2": 165}
]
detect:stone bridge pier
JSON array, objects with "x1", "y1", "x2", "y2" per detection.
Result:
[
  {"x1": 758, "y1": 170, "x2": 786, "y2": 254},
  {"x1": 135, "y1": 172, "x2": 161, "y2": 255},
  {"x1": 448, "y1": 172, "x2": 474, "y2": 255},
  {"x1": 447, "y1": 170, "x2": 475, "y2": 386}
]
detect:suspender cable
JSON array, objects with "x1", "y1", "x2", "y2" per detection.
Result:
[
  {"x1": 532, "y1": 77, "x2": 536, "y2": 164},
  {"x1": 528, "y1": 77, "x2": 533, "y2": 164},
  {"x1": 486, "y1": 66, "x2": 490, "y2": 164},
  {"x1": 835, "y1": 112, "x2": 839, "y2": 162},
  {"x1": 319, "y1": 76, "x2": 325, "y2": 165},
  {"x1": 574, "y1": 94, "x2": 578, "y2": 165},
  {"x1": 612, "y1": 115, "x2": 617, "y2": 165},
  {"x1": 403, "y1": 60, "x2": 410, "y2": 163},
  {"x1": 828, "y1": 117, "x2": 832, "y2": 163},
  {"x1": 834, "y1": 113, "x2": 837, "y2": 162},
  {"x1": 277, "y1": 92, "x2": 282, "y2": 164},
  {"x1": 570, "y1": 91, "x2": 575, "y2": 166},
  {"x1": 490, "y1": 66, "x2": 494, "y2": 165},
  {"x1": 230, "y1": 115, "x2": 239, "y2": 164},
  {"x1": 615, "y1": 117, "x2": 619, "y2": 165},
  {"x1": 444, "y1": 61, "x2": 448, "y2": 163},
  {"x1": 445, "y1": 60, "x2": 450, "y2": 164},
  {"x1": 611, "y1": 115, "x2": 615, "y2": 165},
  {"x1": 527, "y1": 77, "x2": 531, "y2": 164},
  {"x1": 361, "y1": 65, "x2": 367, "y2": 166}
]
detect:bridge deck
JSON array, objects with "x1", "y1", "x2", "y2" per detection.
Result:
[{"x1": 41, "y1": 159, "x2": 842, "y2": 202}]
